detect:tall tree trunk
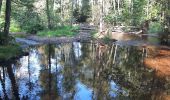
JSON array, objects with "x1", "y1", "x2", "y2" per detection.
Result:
[
  {"x1": 4, "y1": 0, "x2": 11, "y2": 38},
  {"x1": 46, "y1": 0, "x2": 52, "y2": 29},
  {"x1": 0, "y1": 0, "x2": 2, "y2": 15},
  {"x1": 70, "y1": 0, "x2": 74, "y2": 27},
  {"x1": 146, "y1": 0, "x2": 149, "y2": 18},
  {"x1": 60, "y1": 0, "x2": 62, "y2": 17},
  {"x1": 99, "y1": 0, "x2": 103, "y2": 32},
  {"x1": 91, "y1": 0, "x2": 94, "y2": 24},
  {"x1": 168, "y1": 0, "x2": 170, "y2": 32},
  {"x1": 113, "y1": 0, "x2": 116, "y2": 25},
  {"x1": 113, "y1": 0, "x2": 116, "y2": 12},
  {"x1": 117, "y1": 0, "x2": 120, "y2": 15}
]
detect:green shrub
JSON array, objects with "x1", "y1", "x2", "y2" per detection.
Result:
[
  {"x1": 149, "y1": 22, "x2": 163, "y2": 33},
  {"x1": 25, "y1": 24, "x2": 44, "y2": 34}
]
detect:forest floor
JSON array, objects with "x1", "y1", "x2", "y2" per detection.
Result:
[{"x1": 11, "y1": 24, "x2": 94, "y2": 44}]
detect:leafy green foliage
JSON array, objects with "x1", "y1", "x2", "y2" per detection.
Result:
[
  {"x1": 104, "y1": 14, "x2": 117, "y2": 25},
  {"x1": 148, "y1": 22, "x2": 163, "y2": 33},
  {"x1": 13, "y1": 10, "x2": 43, "y2": 34},
  {"x1": 73, "y1": 0, "x2": 91, "y2": 22},
  {"x1": 37, "y1": 25, "x2": 79, "y2": 37},
  {"x1": 11, "y1": 0, "x2": 44, "y2": 34},
  {"x1": 9, "y1": 20, "x2": 21, "y2": 32},
  {"x1": 131, "y1": 0, "x2": 146, "y2": 26},
  {"x1": 73, "y1": 8, "x2": 81, "y2": 22}
]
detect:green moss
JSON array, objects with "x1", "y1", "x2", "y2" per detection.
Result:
[
  {"x1": 37, "y1": 25, "x2": 80, "y2": 37},
  {"x1": 0, "y1": 44, "x2": 23, "y2": 61}
]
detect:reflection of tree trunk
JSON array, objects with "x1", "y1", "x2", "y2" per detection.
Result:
[
  {"x1": 113, "y1": 45, "x2": 118, "y2": 64},
  {"x1": 7, "y1": 65, "x2": 20, "y2": 100},
  {"x1": 55, "y1": 56, "x2": 60, "y2": 97},
  {"x1": 0, "y1": 67, "x2": 8, "y2": 100},
  {"x1": 142, "y1": 47, "x2": 147, "y2": 66},
  {"x1": 106, "y1": 44, "x2": 114, "y2": 67},
  {"x1": 48, "y1": 44, "x2": 52, "y2": 100},
  {"x1": 28, "y1": 55, "x2": 31, "y2": 91},
  {"x1": 92, "y1": 59, "x2": 96, "y2": 100}
]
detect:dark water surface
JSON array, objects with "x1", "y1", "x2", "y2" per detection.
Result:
[{"x1": 0, "y1": 42, "x2": 170, "y2": 100}]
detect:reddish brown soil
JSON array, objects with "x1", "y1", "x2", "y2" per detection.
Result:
[
  {"x1": 151, "y1": 91, "x2": 170, "y2": 100},
  {"x1": 144, "y1": 48, "x2": 170, "y2": 78}
]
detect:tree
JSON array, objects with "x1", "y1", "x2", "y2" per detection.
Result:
[
  {"x1": 78, "y1": 0, "x2": 91, "y2": 22},
  {"x1": 0, "y1": 0, "x2": 15, "y2": 45},
  {"x1": 0, "y1": 0, "x2": 2, "y2": 15},
  {"x1": 46, "y1": 0, "x2": 52, "y2": 29},
  {"x1": 3, "y1": 0, "x2": 11, "y2": 41}
]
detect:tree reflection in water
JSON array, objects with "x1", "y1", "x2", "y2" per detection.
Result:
[{"x1": 0, "y1": 42, "x2": 169, "y2": 100}]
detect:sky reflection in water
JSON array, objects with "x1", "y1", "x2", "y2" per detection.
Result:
[{"x1": 0, "y1": 42, "x2": 169, "y2": 100}]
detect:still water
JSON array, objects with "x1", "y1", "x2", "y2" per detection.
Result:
[{"x1": 0, "y1": 42, "x2": 170, "y2": 100}]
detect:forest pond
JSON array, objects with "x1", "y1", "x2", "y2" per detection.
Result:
[{"x1": 0, "y1": 42, "x2": 170, "y2": 100}]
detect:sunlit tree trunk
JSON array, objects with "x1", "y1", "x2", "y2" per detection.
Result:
[
  {"x1": 4, "y1": 0, "x2": 11, "y2": 38},
  {"x1": 113, "y1": 0, "x2": 116, "y2": 12},
  {"x1": 99, "y1": 0, "x2": 103, "y2": 32},
  {"x1": 70, "y1": 0, "x2": 74, "y2": 27},
  {"x1": 0, "y1": 0, "x2": 2, "y2": 15},
  {"x1": 46, "y1": 0, "x2": 52, "y2": 29},
  {"x1": 117, "y1": 0, "x2": 120, "y2": 15},
  {"x1": 146, "y1": 0, "x2": 149, "y2": 18},
  {"x1": 60, "y1": 0, "x2": 64, "y2": 25},
  {"x1": 113, "y1": 0, "x2": 116, "y2": 25},
  {"x1": 91, "y1": 0, "x2": 94, "y2": 24}
]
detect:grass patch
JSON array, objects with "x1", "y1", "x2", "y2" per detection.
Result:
[
  {"x1": 13, "y1": 34, "x2": 27, "y2": 38},
  {"x1": 0, "y1": 44, "x2": 23, "y2": 61},
  {"x1": 37, "y1": 25, "x2": 80, "y2": 37}
]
